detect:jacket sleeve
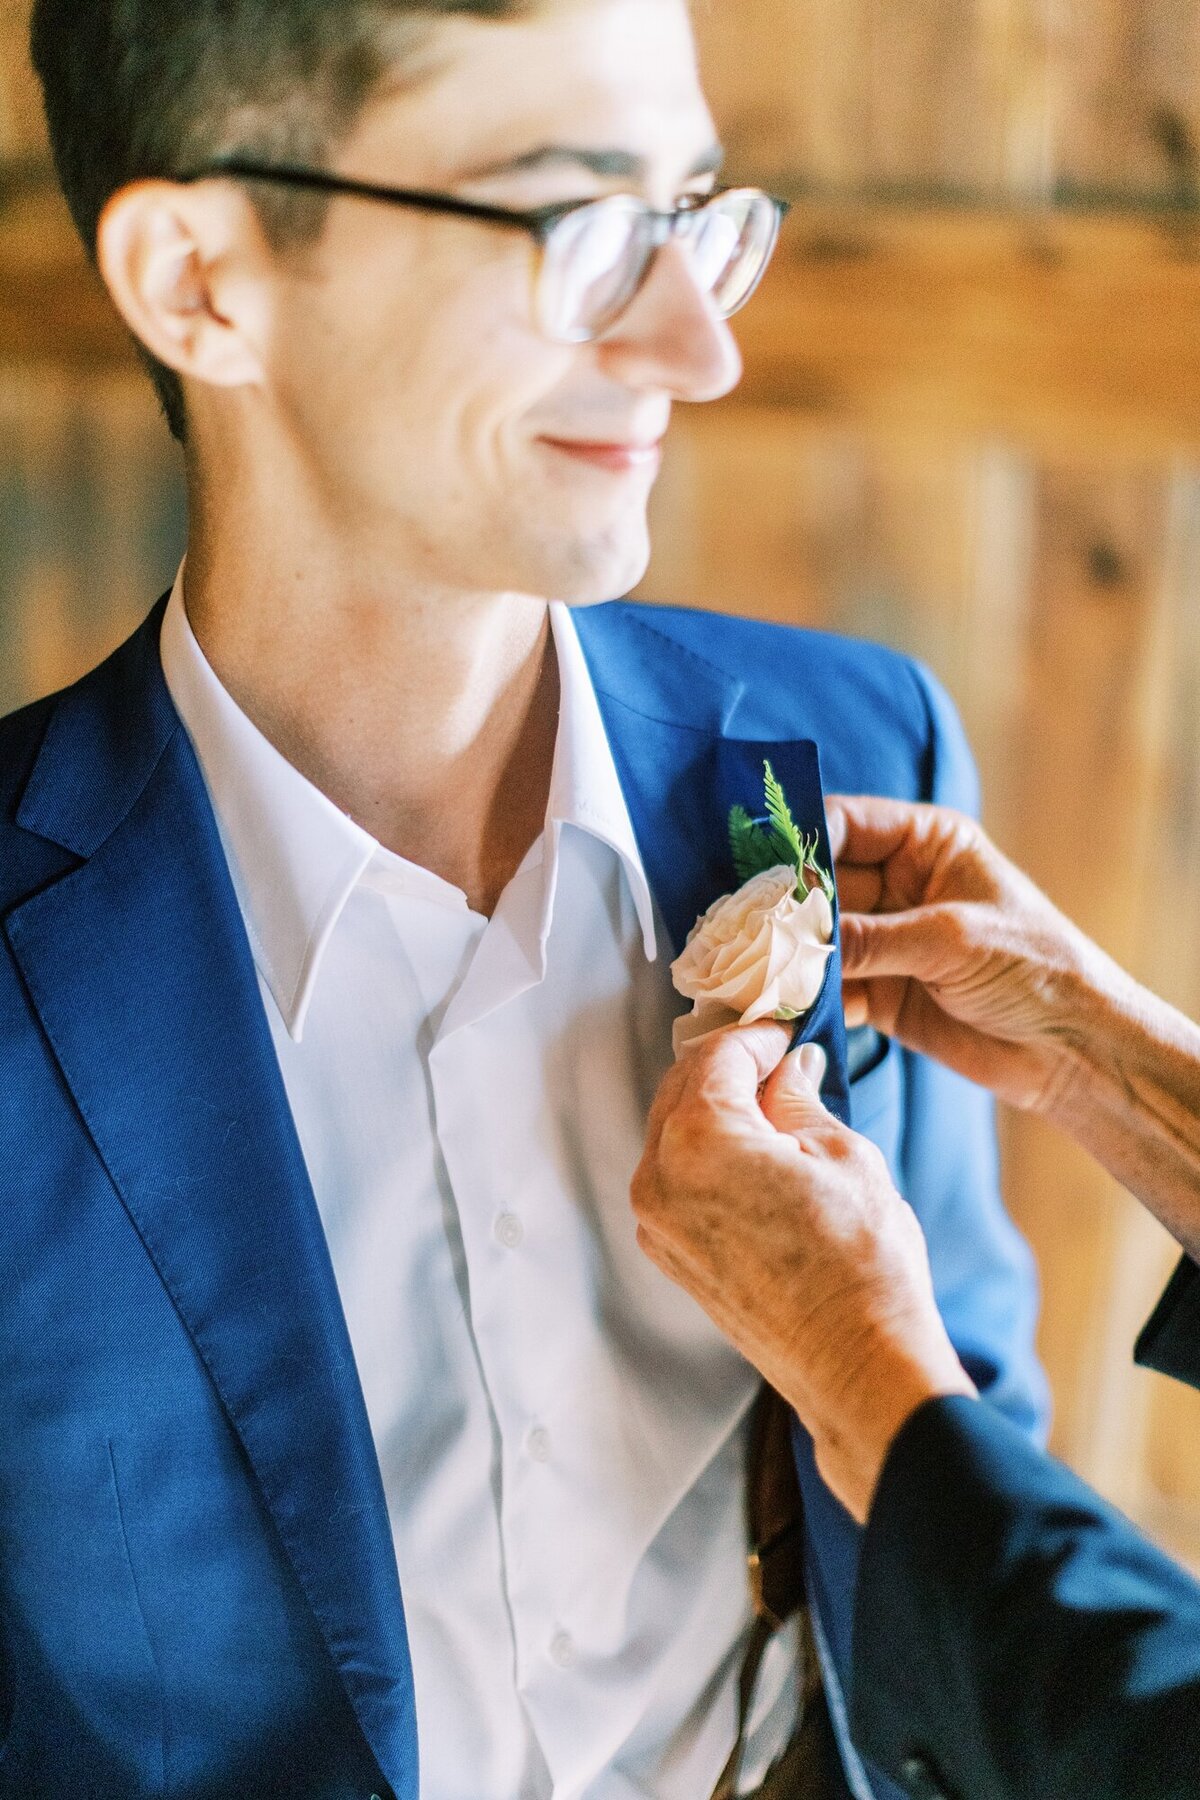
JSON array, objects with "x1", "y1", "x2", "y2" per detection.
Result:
[
  {"x1": 899, "y1": 663, "x2": 1050, "y2": 1440},
  {"x1": 851, "y1": 1394, "x2": 1200, "y2": 1800},
  {"x1": 1136, "y1": 1255, "x2": 1200, "y2": 1388}
]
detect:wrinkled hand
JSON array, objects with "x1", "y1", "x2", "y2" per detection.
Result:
[
  {"x1": 632, "y1": 1024, "x2": 973, "y2": 1523},
  {"x1": 830, "y1": 795, "x2": 1123, "y2": 1114}
]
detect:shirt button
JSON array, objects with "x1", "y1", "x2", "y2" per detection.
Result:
[
  {"x1": 549, "y1": 1631, "x2": 576, "y2": 1670},
  {"x1": 494, "y1": 1213, "x2": 525, "y2": 1249},
  {"x1": 526, "y1": 1426, "x2": 552, "y2": 1463}
]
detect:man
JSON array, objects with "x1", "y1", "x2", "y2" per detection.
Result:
[
  {"x1": 634, "y1": 797, "x2": 1200, "y2": 1800},
  {"x1": 3, "y1": 2, "x2": 1044, "y2": 1794}
]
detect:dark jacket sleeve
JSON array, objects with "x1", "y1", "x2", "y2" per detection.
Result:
[
  {"x1": 1136, "y1": 1255, "x2": 1200, "y2": 1387},
  {"x1": 850, "y1": 1395, "x2": 1200, "y2": 1800}
]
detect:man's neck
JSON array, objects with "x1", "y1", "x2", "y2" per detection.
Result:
[{"x1": 180, "y1": 525, "x2": 560, "y2": 919}]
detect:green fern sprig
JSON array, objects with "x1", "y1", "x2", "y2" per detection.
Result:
[
  {"x1": 729, "y1": 804, "x2": 782, "y2": 884},
  {"x1": 726, "y1": 763, "x2": 837, "y2": 906},
  {"x1": 763, "y1": 761, "x2": 804, "y2": 868}
]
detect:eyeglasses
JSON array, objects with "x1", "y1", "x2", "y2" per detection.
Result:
[{"x1": 177, "y1": 158, "x2": 790, "y2": 344}]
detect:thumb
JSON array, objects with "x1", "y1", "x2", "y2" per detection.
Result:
[
  {"x1": 761, "y1": 1042, "x2": 831, "y2": 1136},
  {"x1": 839, "y1": 907, "x2": 952, "y2": 983}
]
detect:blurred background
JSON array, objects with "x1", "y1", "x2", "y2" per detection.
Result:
[{"x1": 4, "y1": 1, "x2": 1200, "y2": 1560}]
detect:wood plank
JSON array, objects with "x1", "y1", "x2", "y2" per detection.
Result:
[
  {"x1": 0, "y1": 184, "x2": 139, "y2": 372},
  {"x1": 991, "y1": 469, "x2": 1178, "y2": 1500},
  {"x1": 693, "y1": 0, "x2": 870, "y2": 188},
  {"x1": 694, "y1": 0, "x2": 1200, "y2": 205},
  {"x1": 733, "y1": 200, "x2": 1200, "y2": 458},
  {"x1": 1049, "y1": 0, "x2": 1200, "y2": 201},
  {"x1": 0, "y1": 366, "x2": 181, "y2": 711},
  {"x1": 0, "y1": 0, "x2": 45, "y2": 161}
]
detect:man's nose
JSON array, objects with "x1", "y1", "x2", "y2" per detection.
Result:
[{"x1": 600, "y1": 240, "x2": 744, "y2": 403}]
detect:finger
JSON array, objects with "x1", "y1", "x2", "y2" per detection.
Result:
[
  {"x1": 832, "y1": 797, "x2": 985, "y2": 916},
  {"x1": 640, "y1": 1053, "x2": 698, "y2": 1165},
  {"x1": 825, "y1": 793, "x2": 928, "y2": 867},
  {"x1": 839, "y1": 907, "x2": 961, "y2": 983},
  {"x1": 638, "y1": 1224, "x2": 749, "y2": 1355},
  {"x1": 687, "y1": 1020, "x2": 793, "y2": 1103},
  {"x1": 760, "y1": 1043, "x2": 835, "y2": 1137},
  {"x1": 836, "y1": 863, "x2": 885, "y2": 916},
  {"x1": 646, "y1": 1021, "x2": 793, "y2": 1168},
  {"x1": 874, "y1": 979, "x2": 1048, "y2": 1103},
  {"x1": 842, "y1": 980, "x2": 872, "y2": 1030},
  {"x1": 841, "y1": 969, "x2": 1023, "y2": 1099},
  {"x1": 825, "y1": 799, "x2": 847, "y2": 860}
]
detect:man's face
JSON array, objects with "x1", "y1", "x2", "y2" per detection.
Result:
[{"x1": 251, "y1": 0, "x2": 742, "y2": 604}]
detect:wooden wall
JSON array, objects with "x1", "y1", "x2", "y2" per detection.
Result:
[{"x1": 4, "y1": 0, "x2": 1200, "y2": 1559}]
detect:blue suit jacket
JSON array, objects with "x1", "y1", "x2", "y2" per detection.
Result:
[{"x1": 0, "y1": 598, "x2": 1047, "y2": 1798}]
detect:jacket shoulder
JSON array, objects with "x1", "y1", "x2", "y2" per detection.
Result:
[
  {"x1": 0, "y1": 601, "x2": 172, "y2": 908},
  {"x1": 611, "y1": 597, "x2": 916, "y2": 676},
  {"x1": 0, "y1": 687, "x2": 58, "y2": 828},
  {"x1": 598, "y1": 599, "x2": 949, "y2": 791},
  {"x1": 0, "y1": 689, "x2": 79, "y2": 909}
]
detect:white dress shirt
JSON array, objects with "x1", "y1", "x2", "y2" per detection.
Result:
[{"x1": 160, "y1": 573, "x2": 801, "y2": 1800}]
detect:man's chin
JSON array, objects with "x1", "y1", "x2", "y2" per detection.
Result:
[
  {"x1": 540, "y1": 521, "x2": 653, "y2": 607},
  {"x1": 449, "y1": 508, "x2": 652, "y2": 604}
]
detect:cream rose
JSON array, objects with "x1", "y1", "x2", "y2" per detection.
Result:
[{"x1": 670, "y1": 864, "x2": 834, "y2": 1055}]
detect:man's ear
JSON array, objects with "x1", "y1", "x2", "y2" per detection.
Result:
[{"x1": 96, "y1": 179, "x2": 269, "y2": 394}]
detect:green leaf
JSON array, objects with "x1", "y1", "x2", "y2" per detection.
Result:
[
  {"x1": 729, "y1": 804, "x2": 781, "y2": 884},
  {"x1": 763, "y1": 761, "x2": 804, "y2": 868},
  {"x1": 813, "y1": 837, "x2": 838, "y2": 905},
  {"x1": 798, "y1": 829, "x2": 837, "y2": 907}
]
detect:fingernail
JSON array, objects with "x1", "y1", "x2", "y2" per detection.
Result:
[{"x1": 796, "y1": 1043, "x2": 827, "y2": 1089}]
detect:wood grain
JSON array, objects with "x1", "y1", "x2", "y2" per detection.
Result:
[
  {"x1": 733, "y1": 201, "x2": 1200, "y2": 458},
  {"x1": 0, "y1": 184, "x2": 138, "y2": 371},
  {"x1": 0, "y1": 0, "x2": 44, "y2": 162}
]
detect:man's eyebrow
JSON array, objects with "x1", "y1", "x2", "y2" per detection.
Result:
[{"x1": 457, "y1": 143, "x2": 726, "y2": 184}]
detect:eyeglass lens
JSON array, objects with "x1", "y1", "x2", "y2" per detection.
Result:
[{"x1": 537, "y1": 191, "x2": 781, "y2": 343}]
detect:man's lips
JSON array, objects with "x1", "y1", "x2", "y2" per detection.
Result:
[{"x1": 538, "y1": 436, "x2": 664, "y2": 473}]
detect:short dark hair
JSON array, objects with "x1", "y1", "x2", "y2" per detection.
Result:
[{"x1": 30, "y1": 0, "x2": 531, "y2": 443}]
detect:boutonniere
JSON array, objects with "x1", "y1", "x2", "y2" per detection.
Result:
[{"x1": 670, "y1": 762, "x2": 836, "y2": 1054}]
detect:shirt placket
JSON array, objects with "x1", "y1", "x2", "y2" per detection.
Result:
[{"x1": 429, "y1": 839, "x2": 618, "y2": 1785}]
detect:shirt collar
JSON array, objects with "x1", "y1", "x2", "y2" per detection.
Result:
[
  {"x1": 160, "y1": 572, "x2": 657, "y2": 1043},
  {"x1": 547, "y1": 602, "x2": 658, "y2": 964}
]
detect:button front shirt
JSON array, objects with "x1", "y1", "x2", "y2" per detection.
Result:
[{"x1": 160, "y1": 574, "x2": 801, "y2": 1799}]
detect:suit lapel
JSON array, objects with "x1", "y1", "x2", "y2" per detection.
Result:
[
  {"x1": 576, "y1": 606, "x2": 851, "y2": 1119},
  {"x1": 5, "y1": 614, "x2": 416, "y2": 1794}
]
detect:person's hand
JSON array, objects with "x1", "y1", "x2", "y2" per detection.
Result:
[
  {"x1": 632, "y1": 1024, "x2": 974, "y2": 1523},
  {"x1": 830, "y1": 795, "x2": 1127, "y2": 1114}
]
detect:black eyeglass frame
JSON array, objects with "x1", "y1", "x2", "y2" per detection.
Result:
[
  {"x1": 178, "y1": 156, "x2": 790, "y2": 248},
  {"x1": 176, "y1": 158, "x2": 791, "y2": 338}
]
